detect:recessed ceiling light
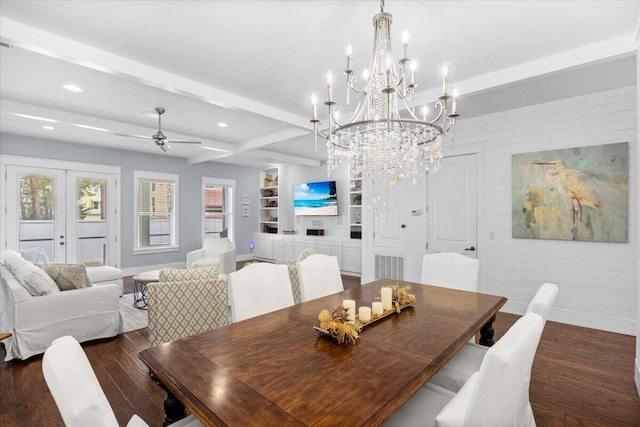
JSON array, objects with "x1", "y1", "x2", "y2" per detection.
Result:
[
  {"x1": 43, "y1": 125, "x2": 55, "y2": 130},
  {"x1": 217, "y1": 122, "x2": 228, "y2": 128},
  {"x1": 13, "y1": 113, "x2": 57, "y2": 123},
  {"x1": 63, "y1": 84, "x2": 83, "y2": 92},
  {"x1": 73, "y1": 123, "x2": 109, "y2": 132}
]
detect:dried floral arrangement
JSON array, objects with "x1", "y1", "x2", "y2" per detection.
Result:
[
  {"x1": 380, "y1": 284, "x2": 417, "y2": 313},
  {"x1": 317, "y1": 306, "x2": 363, "y2": 345},
  {"x1": 314, "y1": 284, "x2": 416, "y2": 345}
]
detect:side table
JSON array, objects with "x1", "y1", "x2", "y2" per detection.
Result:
[{"x1": 131, "y1": 270, "x2": 161, "y2": 310}]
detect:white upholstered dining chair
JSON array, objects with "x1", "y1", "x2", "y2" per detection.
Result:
[
  {"x1": 228, "y1": 263, "x2": 294, "y2": 322},
  {"x1": 429, "y1": 282, "x2": 559, "y2": 394},
  {"x1": 42, "y1": 336, "x2": 203, "y2": 427},
  {"x1": 384, "y1": 312, "x2": 544, "y2": 427},
  {"x1": 297, "y1": 253, "x2": 344, "y2": 302},
  {"x1": 275, "y1": 247, "x2": 316, "y2": 304},
  {"x1": 420, "y1": 252, "x2": 480, "y2": 292}
]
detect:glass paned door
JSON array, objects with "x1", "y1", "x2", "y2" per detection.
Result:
[
  {"x1": 67, "y1": 172, "x2": 117, "y2": 266},
  {"x1": 6, "y1": 166, "x2": 66, "y2": 262},
  {"x1": 6, "y1": 166, "x2": 118, "y2": 265},
  {"x1": 203, "y1": 183, "x2": 234, "y2": 241}
]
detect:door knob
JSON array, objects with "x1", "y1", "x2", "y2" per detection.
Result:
[
  {"x1": 401, "y1": 224, "x2": 406, "y2": 229},
  {"x1": 464, "y1": 246, "x2": 475, "y2": 251},
  {"x1": 59, "y1": 242, "x2": 65, "y2": 246}
]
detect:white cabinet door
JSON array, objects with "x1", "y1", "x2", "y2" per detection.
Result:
[
  {"x1": 253, "y1": 235, "x2": 273, "y2": 260},
  {"x1": 342, "y1": 246, "x2": 361, "y2": 274},
  {"x1": 316, "y1": 239, "x2": 343, "y2": 268}
]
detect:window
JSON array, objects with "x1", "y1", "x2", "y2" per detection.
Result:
[
  {"x1": 203, "y1": 177, "x2": 235, "y2": 242},
  {"x1": 134, "y1": 170, "x2": 179, "y2": 253}
]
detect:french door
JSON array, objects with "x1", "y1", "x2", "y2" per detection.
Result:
[{"x1": 3, "y1": 161, "x2": 119, "y2": 267}]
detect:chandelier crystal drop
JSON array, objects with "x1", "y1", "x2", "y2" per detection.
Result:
[{"x1": 311, "y1": 0, "x2": 459, "y2": 207}]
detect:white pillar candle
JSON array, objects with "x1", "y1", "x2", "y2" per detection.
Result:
[
  {"x1": 372, "y1": 301, "x2": 384, "y2": 317},
  {"x1": 381, "y1": 287, "x2": 393, "y2": 311},
  {"x1": 359, "y1": 306, "x2": 372, "y2": 323},
  {"x1": 343, "y1": 299, "x2": 356, "y2": 321}
]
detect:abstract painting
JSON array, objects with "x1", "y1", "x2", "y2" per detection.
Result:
[{"x1": 512, "y1": 142, "x2": 628, "y2": 242}]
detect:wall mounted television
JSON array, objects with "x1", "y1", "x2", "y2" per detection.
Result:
[{"x1": 293, "y1": 180, "x2": 338, "y2": 216}]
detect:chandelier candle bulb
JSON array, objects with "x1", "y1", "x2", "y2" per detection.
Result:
[
  {"x1": 452, "y1": 87, "x2": 459, "y2": 115},
  {"x1": 402, "y1": 30, "x2": 409, "y2": 59},
  {"x1": 442, "y1": 62, "x2": 449, "y2": 95},
  {"x1": 343, "y1": 300, "x2": 356, "y2": 321},
  {"x1": 372, "y1": 302, "x2": 384, "y2": 317},
  {"x1": 311, "y1": 94, "x2": 318, "y2": 120},
  {"x1": 381, "y1": 287, "x2": 393, "y2": 311},
  {"x1": 346, "y1": 44, "x2": 352, "y2": 70},
  {"x1": 410, "y1": 60, "x2": 417, "y2": 85},
  {"x1": 327, "y1": 70, "x2": 333, "y2": 102},
  {"x1": 359, "y1": 306, "x2": 372, "y2": 323}
]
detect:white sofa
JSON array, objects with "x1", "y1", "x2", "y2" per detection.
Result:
[
  {"x1": 186, "y1": 237, "x2": 237, "y2": 274},
  {"x1": 0, "y1": 251, "x2": 122, "y2": 361}
]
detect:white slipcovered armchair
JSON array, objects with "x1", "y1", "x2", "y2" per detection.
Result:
[{"x1": 186, "y1": 237, "x2": 236, "y2": 274}]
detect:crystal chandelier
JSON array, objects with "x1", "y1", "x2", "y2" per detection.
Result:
[{"x1": 311, "y1": 0, "x2": 459, "y2": 207}]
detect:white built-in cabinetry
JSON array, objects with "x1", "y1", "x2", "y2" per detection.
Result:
[{"x1": 252, "y1": 233, "x2": 361, "y2": 275}]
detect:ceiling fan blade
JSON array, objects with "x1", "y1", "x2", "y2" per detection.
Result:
[{"x1": 167, "y1": 140, "x2": 202, "y2": 144}]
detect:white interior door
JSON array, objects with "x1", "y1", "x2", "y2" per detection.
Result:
[{"x1": 427, "y1": 154, "x2": 477, "y2": 258}]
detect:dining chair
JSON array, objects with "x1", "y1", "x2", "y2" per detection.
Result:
[
  {"x1": 430, "y1": 282, "x2": 559, "y2": 393},
  {"x1": 297, "y1": 253, "x2": 344, "y2": 302},
  {"x1": 42, "y1": 335, "x2": 203, "y2": 427},
  {"x1": 275, "y1": 247, "x2": 317, "y2": 304},
  {"x1": 384, "y1": 312, "x2": 544, "y2": 427},
  {"x1": 420, "y1": 252, "x2": 480, "y2": 292},
  {"x1": 148, "y1": 267, "x2": 228, "y2": 347},
  {"x1": 228, "y1": 263, "x2": 294, "y2": 322}
]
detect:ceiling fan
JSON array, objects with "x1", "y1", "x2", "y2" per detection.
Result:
[{"x1": 113, "y1": 107, "x2": 201, "y2": 152}]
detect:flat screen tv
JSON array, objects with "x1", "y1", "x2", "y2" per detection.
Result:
[{"x1": 293, "y1": 180, "x2": 338, "y2": 216}]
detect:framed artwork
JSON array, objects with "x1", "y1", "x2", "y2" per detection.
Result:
[
  {"x1": 242, "y1": 195, "x2": 250, "y2": 205},
  {"x1": 512, "y1": 142, "x2": 628, "y2": 242},
  {"x1": 242, "y1": 207, "x2": 250, "y2": 217}
]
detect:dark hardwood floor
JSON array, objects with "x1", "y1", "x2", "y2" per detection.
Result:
[{"x1": 2, "y1": 267, "x2": 639, "y2": 426}]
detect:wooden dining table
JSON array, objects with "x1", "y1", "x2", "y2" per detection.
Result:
[{"x1": 139, "y1": 278, "x2": 506, "y2": 426}]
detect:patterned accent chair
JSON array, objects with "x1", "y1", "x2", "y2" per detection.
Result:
[
  {"x1": 275, "y1": 248, "x2": 316, "y2": 304},
  {"x1": 148, "y1": 267, "x2": 228, "y2": 347}
]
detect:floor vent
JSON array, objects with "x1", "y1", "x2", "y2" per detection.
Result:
[{"x1": 375, "y1": 255, "x2": 405, "y2": 280}]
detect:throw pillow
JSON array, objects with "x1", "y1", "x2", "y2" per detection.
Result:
[
  {"x1": 39, "y1": 263, "x2": 93, "y2": 291},
  {"x1": 0, "y1": 250, "x2": 29, "y2": 275},
  {"x1": 14, "y1": 263, "x2": 60, "y2": 296},
  {"x1": 20, "y1": 246, "x2": 49, "y2": 264}
]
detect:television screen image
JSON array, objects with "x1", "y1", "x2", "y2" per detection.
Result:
[{"x1": 293, "y1": 181, "x2": 338, "y2": 216}]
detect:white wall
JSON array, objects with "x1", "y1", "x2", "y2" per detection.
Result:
[{"x1": 460, "y1": 85, "x2": 637, "y2": 335}]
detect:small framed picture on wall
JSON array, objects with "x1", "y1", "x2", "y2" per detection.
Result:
[
  {"x1": 242, "y1": 207, "x2": 250, "y2": 217},
  {"x1": 242, "y1": 195, "x2": 250, "y2": 205}
]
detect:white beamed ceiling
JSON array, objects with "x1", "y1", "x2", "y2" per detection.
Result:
[{"x1": 0, "y1": 1, "x2": 638, "y2": 168}]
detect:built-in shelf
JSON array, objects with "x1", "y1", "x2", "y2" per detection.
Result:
[{"x1": 259, "y1": 168, "x2": 279, "y2": 234}]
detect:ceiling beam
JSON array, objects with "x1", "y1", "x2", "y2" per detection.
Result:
[{"x1": 0, "y1": 18, "x2": 311, "y2": 130}]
